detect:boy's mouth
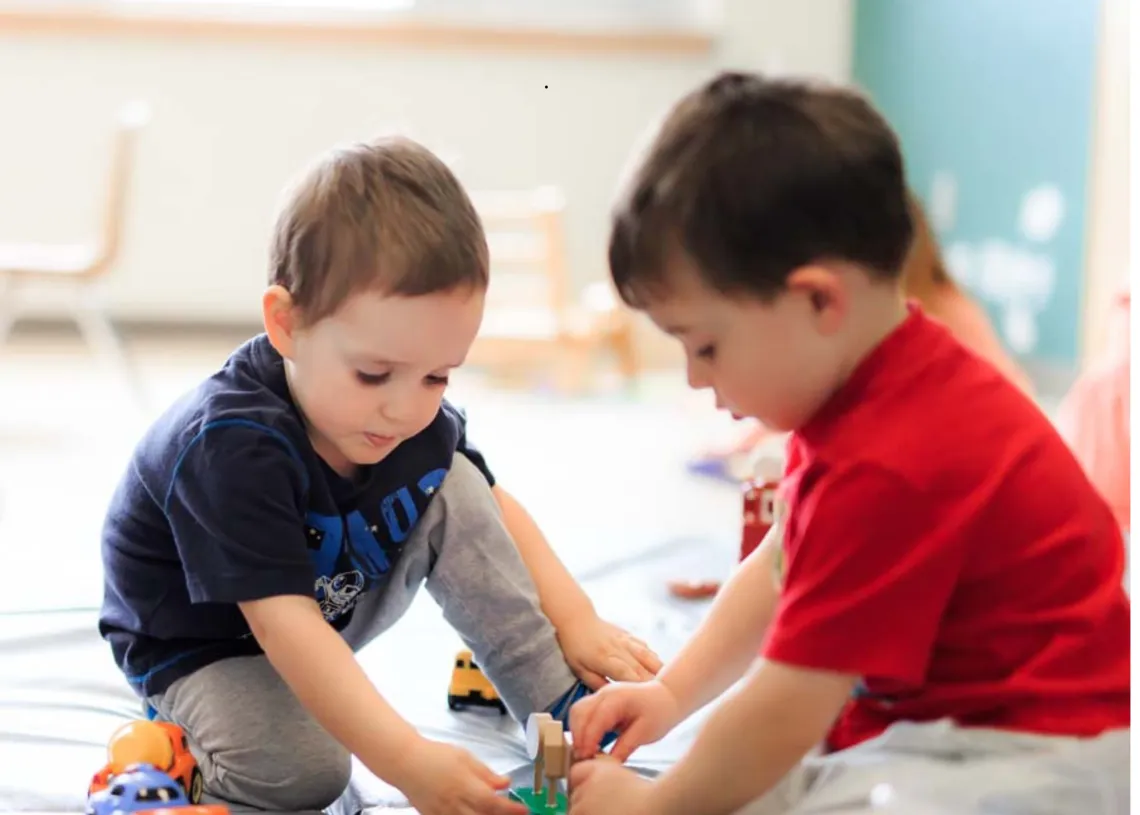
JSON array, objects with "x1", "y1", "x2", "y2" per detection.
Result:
[{"x1": 364, "y1": 432, "x2": 397, "y2": 448}]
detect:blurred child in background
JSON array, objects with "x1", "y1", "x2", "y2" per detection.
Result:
[{"x1": 1057, "y1": 290, "x2": 1130, "y2": 534}]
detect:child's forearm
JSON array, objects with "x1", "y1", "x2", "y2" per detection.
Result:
[
  {"x1": 648, "y1": 662, "x2": 855, "y2": 815},
  {"x1": 240, "y1": 595, "x2": 426, "y2": 790},
  {"x1": 657, "y1": 536, "x2": 782, "y2": 718},
  {"x1": 492, "y1": 485, "x2": 596, "y2": 628}
]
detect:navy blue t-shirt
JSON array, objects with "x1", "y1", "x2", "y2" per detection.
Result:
[{"x1": 98, "y1": 334, "x2": 494, "y2": 698}]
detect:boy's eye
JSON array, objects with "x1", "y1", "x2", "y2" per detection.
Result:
[
  {"x1": 695, "y1": 344, "x2": 717, "y2": 360},
  {"x1": 356, "y1": 371, "x2": 391, "y2": 386},
  {"x1": 425, "y1": 374, "x2": 450, "y2": 386}
]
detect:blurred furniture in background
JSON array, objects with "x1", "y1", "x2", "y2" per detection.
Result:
[
  {"x1": 470, "y1": 186, "x2": 640, "y2": 393},
  {"x1": 0, "y1": 100, "x2": 149, "y2": 404}
]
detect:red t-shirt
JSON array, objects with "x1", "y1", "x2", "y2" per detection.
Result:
[{"x1": 761, "y1": 304, "x2": 1130, "y2": 752}]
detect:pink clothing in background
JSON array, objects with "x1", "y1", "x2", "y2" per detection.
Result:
[
  {"x1": 923, "y1": 287, "x2": 1035, "y2": 395},
  {"x1": 1057, "y1": 292, "x2": 1131, "y2": 532}
]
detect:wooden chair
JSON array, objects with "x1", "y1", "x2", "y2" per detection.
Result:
[
  {"x1": 0, "y1": 101, "x2": 149, "y2": 402},
  {"x1": 467, "y1": 185, "x2": 639, "y2": 392}
]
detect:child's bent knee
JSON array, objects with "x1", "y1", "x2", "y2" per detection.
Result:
[
  {"x1": 210, "y1": 736, "x2": 351, "y2": 811},
  {"x1": 437, "y1": 454, "x2": 496, "y2": 508}
]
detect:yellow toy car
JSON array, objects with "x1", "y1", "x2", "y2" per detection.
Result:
[{"x1": 448, "y1": 649, "x2": 507, "y2": 714}]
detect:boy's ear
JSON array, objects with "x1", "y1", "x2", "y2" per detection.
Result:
[
  {"x1": 785, "y1": 264, "x2": 847, "y2": 336},
  {"x1": 262, "y1": 285, "x2": 301, "y2": 359}
]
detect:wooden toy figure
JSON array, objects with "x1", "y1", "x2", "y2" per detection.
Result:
[
  {"x1": 511, "y1": 713, "x2": 571, "y2": 814},
  {"x1": 528, "y1": 713, "x2": 553, "y2": 793},
  {"x1": 541, "y1": 719, "x2": 569, "y2": 808}
]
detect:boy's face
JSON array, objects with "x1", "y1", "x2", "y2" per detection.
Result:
[
  {"x1": 643, "y1": 261, "x2": 848, "y2": 433},
  {"x1": 265, "y1": 286, "x2": 484, "y2": 477}
]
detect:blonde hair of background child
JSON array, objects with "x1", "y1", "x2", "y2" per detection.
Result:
[
  {"x1": 900, "y1": 191, "x2": 956, "y2": 306},
  {"x1": 898, "y1": 192, "x2": 1034, "y2": 395}
]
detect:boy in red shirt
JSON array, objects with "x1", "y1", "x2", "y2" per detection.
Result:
[{"x1": 568, "y1": 72, "x2": 1130, "y2": 815}]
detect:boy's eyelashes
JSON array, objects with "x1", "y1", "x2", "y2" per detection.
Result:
[
  {"x1": 355, "y1": 371, "x2": 391, "y2": 386},
  {"x1": 354, "y1": 370, "x2": 450, "y2": 387}
]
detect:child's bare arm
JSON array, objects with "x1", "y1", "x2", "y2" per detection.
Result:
[
  {"x1": 648, "y1": 660, "x2": 856, "y2": 815},
  {"x1": 492, "y1": 485, "x2": 595, "y2": 627},
  {"x1": 655, "y1": 531, "x2": 783, "y2": 719},
  {"x1": 240, "y1": 595, "x2": 425, "y2": 782},
  {"x1": 240, "y1": 595, "x2": 526, "y2": 815},
  {"x1": 492, "y1": 485, "x2": 662, "y2": 685}
]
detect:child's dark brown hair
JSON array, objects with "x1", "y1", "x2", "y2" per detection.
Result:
[{"x1": 609, "y1": 72, "x2": 914, "y2": 306}]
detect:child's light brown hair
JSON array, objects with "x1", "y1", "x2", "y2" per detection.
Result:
[
  {"x1": 269, "y1": 136, "x2": 489, "y2": 325},
  {"x1": 900, "y1": 191, "x2": 956, "y2": 306}
]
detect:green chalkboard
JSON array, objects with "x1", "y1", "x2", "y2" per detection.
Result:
[{"x1": 853, "y1": 0, "x2": 1100, "y2": 374}]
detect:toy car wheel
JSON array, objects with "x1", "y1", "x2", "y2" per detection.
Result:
[
  {"x1": 189, "y1": 767, "x2": 204, "y2": 804},
  {"x1": 447, "y1": 695, "x2": 463, "y2": 711},
  {"x1": 494, "y1": 699, "x2": 507, "y2": 715}
]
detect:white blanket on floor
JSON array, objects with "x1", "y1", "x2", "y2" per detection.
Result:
[{"x1": 0, "y1": 536, "x2": 724, "y2": 814}]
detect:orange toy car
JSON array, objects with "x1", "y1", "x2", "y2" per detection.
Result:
[
  {"x1": 87, "y1": 762, "x2": 228, "y2": 815},
  {"x1": 89, "y1": 721, "x2": 204, "y2": 805}
]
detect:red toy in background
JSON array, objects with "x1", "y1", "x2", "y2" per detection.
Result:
[
  {"x1": 740, "y1": 455, "x2": 783, "y2": 562},
  {"x1": 669, "y1": 454, "x2": 784, "y2": 600}
]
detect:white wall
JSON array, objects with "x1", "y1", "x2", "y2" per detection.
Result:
[
  {"x1": 1080, "y1": 0, "x2": 1130, "y2": 365},
  {"x1": 0, "y1": 0, "x2": 853, "y2": 324}
]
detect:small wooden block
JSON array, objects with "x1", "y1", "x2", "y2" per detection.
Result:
[{"x1": 543, "y1": 724, "x2": 567, "y2": 780}]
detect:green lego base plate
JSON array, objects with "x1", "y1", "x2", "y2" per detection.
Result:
[{"x1": 509, "y1": 786, "x2": 568, "y2": 814}]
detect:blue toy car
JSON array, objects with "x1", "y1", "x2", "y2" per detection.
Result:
[{"x1": 85, "y1": 763, "x2": 190, "y2": 815}]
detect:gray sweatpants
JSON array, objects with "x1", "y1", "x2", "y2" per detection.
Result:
[
  {"x1": 147, "y1": 455, "x2": 579, "y2": 812},
  {"x1": 734, "y1": 719, "x2": 1129, "y2": 815}
]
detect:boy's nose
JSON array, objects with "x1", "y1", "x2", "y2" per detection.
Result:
[
  {"x1": 380, "y1": 393, "x2": 436, "y2": 427},
  {"x1": 686, "y1": 364, "x2": 711, "y2": 391}
]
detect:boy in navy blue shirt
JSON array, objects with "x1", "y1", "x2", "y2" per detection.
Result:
[{"x1": 99, "y1": 137, "x2": 660, "y2": 815}]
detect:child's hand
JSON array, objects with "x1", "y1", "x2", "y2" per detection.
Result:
[
  {"x1": 557, "y1": 616, "x2": 662, "y2": 689},
  {"x1": 569, "y1": 755, "x2": 655, "y2": 815},
  {"x1": 570, "y1": 679, "x2": 681, "y2": 762},
  {"x1": 399, "y1": 739, "x2": 528, "y2": 815}
]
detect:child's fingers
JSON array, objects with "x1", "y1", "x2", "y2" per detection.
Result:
[
  {"x1": 615, "y1": 636, "x2": 661, "y2": 677},
  {"x1": 573, "y1": 696, "x2": 616, "y2": 758},
  {"x1": 590, "y1": 699, "x2": 633, "y2": 756},
  {"x1": 472, "y1": 758, "x2": 511, "y2": 790},
  {"x1": 569, "y1": 757, "x2": 598, "y2": 789},
  {"x1": 569, "y1": 694, "x2": 600, "y2": 755},
  {"x1": 483, "y1": 794, "x2": 529, "y2": 815},
  {"x1": 617, "y1": 651, "x2": 657, "y2": 682},
  {"x1": 627, "y1": 634, "x2": 655, "y2": 656},
  {"x1": 577, "y1": 666, "x2": 609, "y2": 690},
  {"x1": 634, "y1": 644, "x2": 664, "y2": 675},
  {"x1": 603, "y1": 653, "x2": 654, "y2": 683},
  {"x1": 610, "y1": 719, "x2": 652, "y2": 763}
]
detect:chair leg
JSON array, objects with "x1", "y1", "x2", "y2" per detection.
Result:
[
  {"x1": 610, "y1": 321, "x2": 640, "y2": 384},
  {"x1": 73, "y1": 294, "x2": 145, "y2": 408},
  {"x1": 555, "y1": 338, "x2": 593, "y2": 395},
  {"x1": 0, "y1": 277, "x2": 20, "y2": 349}
]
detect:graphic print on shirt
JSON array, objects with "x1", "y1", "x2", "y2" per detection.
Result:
[{"x1": 304, "y1": 467, "x2": 448, "y2": 621}]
